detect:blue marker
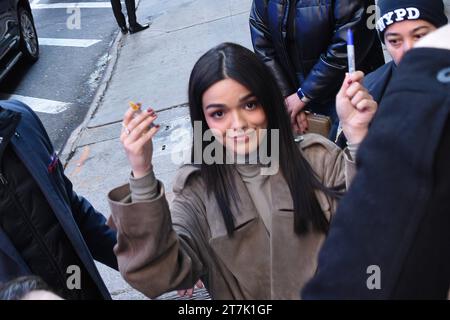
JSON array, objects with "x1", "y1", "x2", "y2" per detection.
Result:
[{"x1": 347, "y1": 29, "x2": 355, "y2": 74}]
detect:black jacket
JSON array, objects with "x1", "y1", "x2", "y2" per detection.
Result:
[
  {"x1": 302, "y1": 47, "x2": 450, "y2": 299},
  {"x1": 364, "y1": 60, "x2": 396, "y2": 106},
  {"x1": 250, "y1": 0, "x2": 384, "y2": 101},
  {"x1": 0, "y1": 100, "x2": 117, "y2": 299}
]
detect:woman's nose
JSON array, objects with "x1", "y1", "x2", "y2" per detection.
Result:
[
  {"x1": 403, "y1": 39, "x2": 415, "y2": 54},
  {"x1": 230, "y1": 110, "x2": 247, "y2": 131}
]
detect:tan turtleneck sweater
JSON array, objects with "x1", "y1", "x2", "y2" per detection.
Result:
[{"x1": 235, "y1": 164, "x2": 272, "y2": 234}]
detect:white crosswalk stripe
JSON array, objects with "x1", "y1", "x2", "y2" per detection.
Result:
[
  {"x1": 0, "y1": 94, "x2": 71, "y2": 114},
  {"x1": 31, "y1": 2, "x2": 112, "y2": 9},
  {"x1": 39, "y1": 38, "x2": 102, "y2": 48}
]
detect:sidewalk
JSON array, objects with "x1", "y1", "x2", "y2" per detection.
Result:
[{"x1": 62, "y1": 0, "x2": 254, "y2": 300}]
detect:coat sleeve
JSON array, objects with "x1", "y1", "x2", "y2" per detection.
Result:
[
  {"x1": 62, "y1": 171, "x2": 118, "y2": 270},
  {"x1": 301, "y1": 0, "x2": 379, "y2": 103},
  {"x1": 301, "y1": 134, "x2": 356, "y2": 191},
  {"x1": 249, "y1": 0, "x2": 293, "y2": 97},
  {"x1": 107, "y1": 173, "x2": 208, "y2": 299}
]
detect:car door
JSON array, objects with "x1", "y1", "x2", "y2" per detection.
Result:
[{"x1": 0, "y1": 0, "x2": 18, "y2": 60}]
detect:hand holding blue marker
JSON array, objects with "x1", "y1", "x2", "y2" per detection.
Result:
[
  {"x1": 335, "y1": 28, "x2": 356, "y2": 143},
  {"x1": 347, "y1": 29, "x2": 356, "y2": 74}
]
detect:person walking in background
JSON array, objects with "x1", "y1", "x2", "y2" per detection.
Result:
[
  {"x1": 110, "y1": 0, "x2": 149, "y2": 34},
  {"x1": 0, "y1": 100, "x2": 118, "y2": 300},
  {"x1": 250, "y1": 0, "x2": 384, "y2": 138}
]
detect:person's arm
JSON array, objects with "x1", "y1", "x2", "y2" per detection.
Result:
[
  {"x1": 301, "y1": 0, "x2": 379, "y2": 103},
  {"x1": 126, "y1": 170, "x2": 205, "y2": 298},
  {"x1": 320, "y1": 70, "x2": 377, "y2": 189},
  {"x1": 107, "y1": 170, "x2": 208, "y2": 298},
  {"x1": 249, "y1": 0, "x2": 293, "y2": 97},
  {"x1": 3, "y1": 99, "x2": 119, "y2": 270},
  {"x1": 62, "y1": 170, "x2": 118, "y2": 270},
  {"x1": 301, "y1": 135, "x2": 356, "y2": 194},
  {"x1": 107, "y1": 106, "x2": 208, "y2": 298}
]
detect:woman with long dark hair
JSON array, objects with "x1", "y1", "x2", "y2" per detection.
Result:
[{"x1": 107, "y1": 43, "x2": 377, "y2": 299}]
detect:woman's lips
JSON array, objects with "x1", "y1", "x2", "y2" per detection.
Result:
[{"x1": 230, "y1": 135, "x2": 250, "y2": 142}]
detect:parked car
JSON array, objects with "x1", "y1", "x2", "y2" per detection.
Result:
[{"x1": 0, "y1": 0, "x2": 39, "y2": 81}]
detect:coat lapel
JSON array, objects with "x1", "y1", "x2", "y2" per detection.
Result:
[
  {"x1": 269, "y1": 169, "x2": 327, "y2": 299},
  {"x1": 206, "y1": 166, "x2": 270, "y2": 299}
]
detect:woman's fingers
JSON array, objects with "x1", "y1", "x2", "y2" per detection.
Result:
[
  {"x1": 356, "y1": 99, "x2": 377, "y2": 113},
  {"x1": 126, "y1": 107, "x2": 154, "y2": 132},
  {"x1": 348, "y1": 70, "x2": 365, "y2": 83},
  {"x1": 345, "y1": 82, "x2": 364, "y2": 99},
  {"x1": 133, "y1": 125, "x2": 160, "y2": 150},
  {"x1": 351, "y1": 90, "x2": 368, "y2": 106},
  {"x1": 296, "y1": 111, "x2": 308, "y2": 133},
  {"x1": 337, "y1": 73, "x2": 351, "y2": 98},
  {"x1": 127, "y1": 113, "x2": 158, "y2": 142},
  {"x1": 177, "y1": 289, "x2": 187, "y2": 297},
  {"x1": 122, "y1": 107, "x2": 135, "y2": 128}
]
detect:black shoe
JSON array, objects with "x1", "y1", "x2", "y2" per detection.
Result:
[
  {"x1": 129, "y1": 23, "x2": 149, "y2": 34},
  {"x1": 120, "y1": 25, "x2": 128, "y2": 34}
]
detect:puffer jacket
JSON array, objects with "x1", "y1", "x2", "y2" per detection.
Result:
[
  {"x1": 250, "y1": 0, "x2": 384, "y2": 102},
  {"x1": 0, "y1": 100, "x2": 118, "y2": 300}
]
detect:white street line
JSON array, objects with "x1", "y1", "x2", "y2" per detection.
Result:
[
  {"x1": 30, "y1": 0, "x2": 40, "y2": 6},
  {"x1": 0, "y1": 94, "x2": 71, "y2": 114},
  {"x1": 31, "y1": 2, "x2": 112, "y2": 9},
  {"x1": 39, "y1": 38, "x2": 101, "y2": 48}
]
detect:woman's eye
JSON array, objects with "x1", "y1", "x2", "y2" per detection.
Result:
[
  {"x1": 388, "y1": 39, "x2": 400, "y2": 47},
  {"x1": 244, "y1": 102, "x2": 258, "y2": 110},
  {"x1": 414, "y1": 33, "x2": 426, "y2": 41},
  {"x1": 212, "y1": 111, "x2": 224, "y2": 119}
]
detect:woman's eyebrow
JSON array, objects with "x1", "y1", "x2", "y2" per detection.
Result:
[
  {"x1": 411, "y1": 26, "x2": 430, "y2": 34},
  {"x1": 239, "y1": 93, "x2": 256, "y2": 102},
  {"x1": 205, "y1": 103, "x2": 226, "y2": 110}
]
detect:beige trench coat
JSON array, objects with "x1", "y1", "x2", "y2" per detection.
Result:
[{"x1": 107, "y1": 134, "x2": 356, "y2": 299}]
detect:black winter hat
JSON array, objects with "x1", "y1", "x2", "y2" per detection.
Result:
[{"x1": 376, "y1": 0, "x2": 448, "y2": 43}]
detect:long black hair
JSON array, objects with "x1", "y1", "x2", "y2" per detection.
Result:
[{"x1": 188, "y1": 42, "x2": 339, "y2": 236}]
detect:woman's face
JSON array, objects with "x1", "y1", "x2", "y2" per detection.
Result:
[
  {"x1": 202, "y1": 78, "x2": 268, "y2": 156},
  {"x1": 384, "y1": 19, "x2": 436, "y2": 65}
]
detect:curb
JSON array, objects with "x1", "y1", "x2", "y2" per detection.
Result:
[{"x1": 60, "y1": 30, "x2": 124, "y2": 167}]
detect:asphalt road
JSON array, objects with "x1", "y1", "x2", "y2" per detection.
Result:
[{"x1": 0, "y1": 0, "x2": 119, "y2": 151}]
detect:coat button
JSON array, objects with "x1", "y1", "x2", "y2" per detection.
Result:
[{"x1": 437, "y1": 67, "x2": 450, "y2": 83}]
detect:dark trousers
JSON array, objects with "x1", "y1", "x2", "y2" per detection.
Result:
[{"x1": 110, "y1": 0, "x2": 137, "y2": 27}]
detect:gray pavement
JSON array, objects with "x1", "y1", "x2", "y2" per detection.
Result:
[
  {"x1": 61, "y1": 0, "x2": 450, "y2": 300},
  {"x1": 62, "y1": 0, "x2": 254, "y2": 300},
  {"x1": 2, "y1": 0, "x2": 121, "y2": 151}
]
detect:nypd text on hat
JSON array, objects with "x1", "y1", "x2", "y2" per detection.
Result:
[{"x1": 377, "y1": 7, "x2": 421, "y2": 32}]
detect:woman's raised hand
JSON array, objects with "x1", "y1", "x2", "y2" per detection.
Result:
[
  {"x1": 336, "y1": 71, "x2": 378, "y2": 145},
  {"x1": 120, "y1": 105, "x2": 160, "y2": 179}
]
